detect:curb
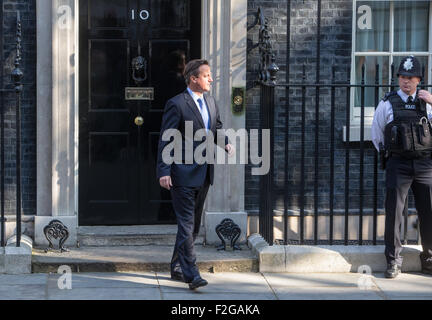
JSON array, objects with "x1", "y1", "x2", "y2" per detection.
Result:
[{"x1": 247, "y1": 234, "x2": 423, "y2": 273}]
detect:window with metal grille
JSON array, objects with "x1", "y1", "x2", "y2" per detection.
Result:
[{"x1": 351, "y1": 0, "x2": 432, "y2": 124}]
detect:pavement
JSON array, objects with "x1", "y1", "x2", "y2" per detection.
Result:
[{"x1": 1, "y1": 271, "x2": 432, "y2": 300}]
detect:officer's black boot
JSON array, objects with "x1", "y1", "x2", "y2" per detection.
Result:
[
  {"x1": 384, "y1": 264, "x2": 401, "y2": 279},
  {"x1": 420, "y1": 252, "x2": 432, "y2": 275}
]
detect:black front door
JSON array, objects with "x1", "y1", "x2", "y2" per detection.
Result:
[{"x1": 79, "y1": 0, "x2": 201, "y2": 225}]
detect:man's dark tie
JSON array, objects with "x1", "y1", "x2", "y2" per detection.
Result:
[
  {"x1": 197, "y1": 98, "x2": 209, "y2": 130},
  {"x1": 408, "y1": 96, "x2": 413, "y2": 103}
]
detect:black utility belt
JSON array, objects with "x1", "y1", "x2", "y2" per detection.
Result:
[{"x1": 385, "y1": 119, "x2": 432, "y2": 156}]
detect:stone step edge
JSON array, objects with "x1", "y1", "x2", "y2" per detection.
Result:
[
  {"x1": 31, "y1": 259, "x2": 258, "y2": 273},
  {"x1": 77, "y1": 225, "x2": 178, "y2": 236},
  {"x1": 77, "y1": 234, "x2": 178, "y2": 244},
  {"x1": 247, "y1": 233, "x2": 423, "y2": 273},
  {"x1": 75, "y1": 235, "x2": 204, "y2": 247},
  {"x1": 77, "y1": 232, "x2": 179, "y2": 238}
]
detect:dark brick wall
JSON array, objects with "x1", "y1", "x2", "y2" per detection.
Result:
[
  {"x1": 246, "y1": 0, "x2": 390, "y2": 216},
  {"x1": 0, "y1": 0, "x2": 410, "y2": 220},
  {"x1": 1, "y1": 0, "x2": 36, "y2": 215}
]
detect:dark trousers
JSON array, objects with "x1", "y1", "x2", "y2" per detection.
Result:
[
  {"x1": 385, "y1": 157, "x2": 432, "y2": 266},
  {"x1": 170, "y1": 177, "x2": 210, "y2": 282}
]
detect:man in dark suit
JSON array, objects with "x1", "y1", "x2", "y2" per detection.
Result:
[{"x1": 156, "y1": 59, "x2": 234, "y2": 290}]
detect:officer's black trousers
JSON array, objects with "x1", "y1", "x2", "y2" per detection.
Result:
[{"x1": 385, "y1": 157, "x2": 432, "y2": 266}]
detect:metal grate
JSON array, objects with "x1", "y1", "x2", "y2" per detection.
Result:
[{"x1": 256, "y1": 3, "x2": 427, "y2": 246}]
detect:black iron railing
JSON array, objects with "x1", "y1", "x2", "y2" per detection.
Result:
[
  {"x1": 0, "y1": 0, "x2": 3, "y2": 248},
  {"x1": 1, "y1": 12, "x2": 23, "y2": 248},
  {"x1": 256, "y1": 5, "x2": 428, "y2": 246},
  {"x1": 257, "y1": 6, "x2": 278, "y2": 245},
  {"x1": 261, "y1": 79, "x2": 432, "y2": 246}
]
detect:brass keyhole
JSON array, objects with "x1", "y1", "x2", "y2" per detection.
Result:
[{"x1": 134, "y1": 116, "x2": 144, "y2": 126}]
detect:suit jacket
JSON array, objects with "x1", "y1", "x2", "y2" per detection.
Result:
[{"x1": 156, "y1": 90, "x2": 227, "y2": 187}]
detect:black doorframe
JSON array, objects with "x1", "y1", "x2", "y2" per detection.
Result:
[{"x1": 78, "y1": 0, "x2": 202, "y2": 226}]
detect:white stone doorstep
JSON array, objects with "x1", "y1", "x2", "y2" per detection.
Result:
[{"x1": 247, "y1": 234, "x2": 422, "y2": 273}]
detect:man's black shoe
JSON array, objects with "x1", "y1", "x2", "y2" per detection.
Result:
[
  {"x1": 171, "y1": 271, "x2": 193, "y2": 283},
  {"x1": 188, "y1": 277, "x2": 208, "y2": 290},
  {"x1": 420, "y1": 253, "x2": 432, "y2": 275},
  {"x1": 384, "y1": 264, "x2": 401, "y2": 279},
  {"x1": 171, "y1": 271, "x2": 185, "y2": 282},
  {"x1": 421, "y1": 268, "x2": 432, "y2": 275}
]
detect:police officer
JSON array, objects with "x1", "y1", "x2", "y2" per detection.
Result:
[{"x1": 372, "y1": 55, "x2": 432, "y2": 279}]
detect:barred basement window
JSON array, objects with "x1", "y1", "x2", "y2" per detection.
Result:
[{"x1": 347, "y1": 0, "x2": 432, "y2": 141}]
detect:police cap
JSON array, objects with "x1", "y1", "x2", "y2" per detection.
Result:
[{"x1": 397, "y1": 56, "x2": 422, "y2": 80}]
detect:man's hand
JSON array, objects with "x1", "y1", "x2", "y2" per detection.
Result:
[
  {"x1": 418, "y1": 90, "x2": 432, "y2": 105},
  {"x1": 225, "y1": 144, "x2": 235, "y2": 157},
  {"x1": 159, "y1": 176, "x2": 172, "y2": 190}
]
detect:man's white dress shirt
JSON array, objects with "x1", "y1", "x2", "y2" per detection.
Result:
[{"x1": 187, "y1": 87, "x2": 210, "y2": 132}]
